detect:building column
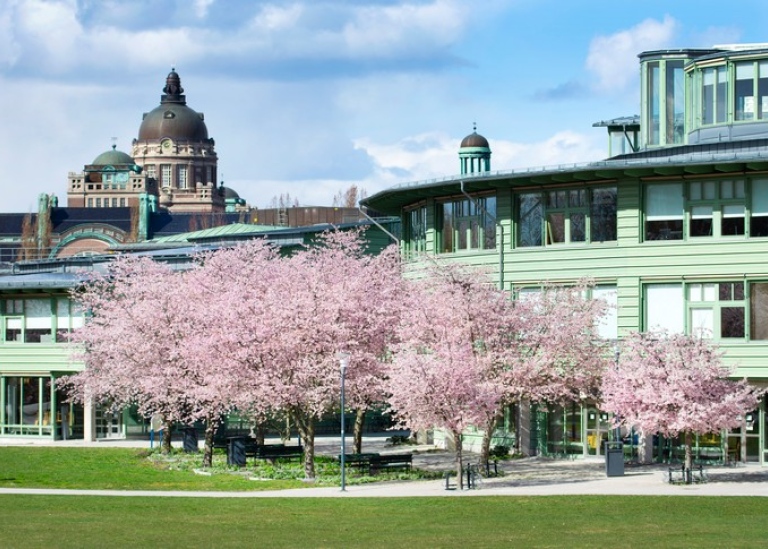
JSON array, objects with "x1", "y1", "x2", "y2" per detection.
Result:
[{"x1": 83, "y1": 397, "x2": 96, "y2": 441}]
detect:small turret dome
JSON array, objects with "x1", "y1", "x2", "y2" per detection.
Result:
[
  {"x1": 92, "y1": 145, "x2": 134, "y2": 166},
  {"x1": 460, "y1": 131, "x2": 490, "y2": 149},
  {"x1": 459, "y1": 124, "x2": 491, "y2": 175}
]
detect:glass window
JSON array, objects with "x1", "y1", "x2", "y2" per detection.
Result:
[
  {"x1": 735, "y1": 62, "x2": 755, "y2": 121},
  {"x1": 759, "y1": 61, "x2": 768, "y2": 120},
  {"x1": 405, "y1": 205, "x2": 427, "y2": 255},
  {"x1": 716, "y1": 66, "x2": 728, "y2": 123},
  {"x1": 593, "y1": 286, "x2": 617, "y2": 340},
  {"x1": 440, "y1": 195, "x2": 496, "y2": 253},
  {"x1": 519, "y1": 187, "x2": 616, "y2": 247},
  {"x1": 178, "y1": 165, "x2": 188, "y2": 189},
  {"x1": 751, "y1": 178, "x2": 768, "y2": 237},
  {"x1": 701, "y1": 67, "x2": 715, "y2": 126},
  {"x1": 688, "y1": 282, "x2": 745, "y2": 339},
  {"x1": 24, "y1": 299, "x2": 52, "y2": 343},
  {"x1": 645, "y1": 183, "x2": 683, "y2": 240},
  {"x1": 646, "y1": 284, "x2": 684, "y2": 334},
  {"x1": 647, "y1": 61, "x2": 660, "y2": 145},
  {"x1": 161, "y1": 165, "x2": 172, "y2": 187},
  {"x1": 750, "y1": 283, "x2": 768, "y2": 340},
  {"x1": 666, "y1": 60, "x2": 685, "y2": 144},
  {"x1": 519, "y1": 193, "x2": 543, "y2": 247},
  {"x1": 145, "y1": 164, "x2": 156, "y2": 180},
  {"x1": 688, "y1": 180, "x2": 746, "y2": 238}
]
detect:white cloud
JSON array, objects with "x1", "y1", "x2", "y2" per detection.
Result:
[
  {"x1": 236, "y1": 130, "x2": 606, "y2": 208},
  {"x1": 2, "y1": 1, "x2": 477, "y2": 77},
  {"x1": 193, "y1": 0, "x2": 215, "y2": 19},
  {"x1": 586, "y1": 15, "x2": 677, "y2": 93},
  {"x1": 342, "y1": 0, "x2": 466, "y2": 58}
]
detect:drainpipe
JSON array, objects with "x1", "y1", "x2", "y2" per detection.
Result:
[
  {"x1": 459, "y1": 181, "x2": 504, "y2": 290},
  {"x1": 357, "y1": 207, "x2": 400, "y2": 244}
]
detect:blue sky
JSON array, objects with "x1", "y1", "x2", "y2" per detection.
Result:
[{"x1": 2, "y1": 0, "x2": 768, "y2": 212}]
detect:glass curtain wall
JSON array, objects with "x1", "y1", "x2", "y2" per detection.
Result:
[
  {"x1": 0, "y1": 376, "x2": 82, "y2": 438},
  {"x1": 644, "y1": 58, "x2": 685, "y2": 147}
]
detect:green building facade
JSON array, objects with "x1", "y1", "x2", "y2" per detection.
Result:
[{"x1": 363, "y1": 44, "x2": 768, "y2": 465}]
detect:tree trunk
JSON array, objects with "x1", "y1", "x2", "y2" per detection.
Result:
[
  {"x1": 202, "y1": 415, "x2": 217, "y2": 468},
  {"x1": 684, "y1": 431, "x2": 693, "y2": 484},
  {"x1": 254, "y1": 421, "x2": 266, "y2": 446},
  {"x1": 162, "y1": 418, "x2": 173, "y2": 454},
  {"x1": 454, "y1": 430, "x2": 464, "y2": 490},
  {"x1": 480, "y1": 408, "x2": 503, "y2": 465},
  {"x1": 293, "y1": 411, "x2": 316, "y2": 480},
  {"x1": 353, "y1": 408, "x2": 366, "y2": 454}
]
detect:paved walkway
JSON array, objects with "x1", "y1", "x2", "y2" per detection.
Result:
[{"x1": 2, "y1": 435, "x2": 767, "y2": 498}]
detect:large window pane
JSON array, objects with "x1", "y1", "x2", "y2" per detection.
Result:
[
  {"x1": 519, "y1": 193, "x2": 543, "y2": 247},
  {"x1": 547, "y1": 213, "x2": 565, "y2": 244},
  {"x1": 591, "y1": 187, "x2": 617, "y2": 242},
  {"x1": 571, "y1": 213, "x2": 586, "y2": 242},
  {"x1": 751, "y1": 283, "x2": 768, "y2": 340},
  {"x1": 716, "y1": 66, "x2": 727, "y2": 123},
  {"x1": 751, "y1": 179, "x2": 768, "y2": 237},
  {"x1": 702, "y1": 67, "x2": 715, "y2": 125},
  {"x1": 691, "y1": 308, "x2": 714, "y2": 338},
  {"x1": 760, "y1": 61, "x2": 768, "y2": 120},
  {"x1": 735, "y1": 62, "x2": 755, "y2": 121},
  {"x1": 647, "y1": 61, "x2": 660, "y2": 144},
  {"x1": 24, "y1": 299, "x2": 52, "y2": 343},
  {"x1": 691, "y1": 206, "x2": 713, "y2": 237},
  {"x1": 646, "y1": 183, "x2": 683, "y2": 240},
  {"x1": 593, "y1": 286, "x2": 618, "y2": 340},
  {"x1": 647, "y1": 284, "x2": 684, "y2": 334},
  {"x1": 666, "y1": 60, "x2": 685, "y2": 144},
  {"x1": 721, "y1": 307, "x2": 745, "y2": 338}
]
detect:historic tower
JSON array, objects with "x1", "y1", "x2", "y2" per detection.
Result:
[{"x1": 131, "y1": 69, "x2": 224, "y2": 212}]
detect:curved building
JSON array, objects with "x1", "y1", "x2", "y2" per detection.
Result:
[{"x1": 363, "y1": 43, "x2": 768, "y2": 465}]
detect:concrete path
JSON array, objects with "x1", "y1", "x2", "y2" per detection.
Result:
[{"x1": 2, "y1": 435, "x2": 767, "y2": 498}]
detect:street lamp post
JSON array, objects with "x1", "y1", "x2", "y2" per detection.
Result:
[{"x1": 338, "y1": 352, "x2": 350, "y2": 492}]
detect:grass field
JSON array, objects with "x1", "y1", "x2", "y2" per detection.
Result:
[
  {"x1": 1, "y1": 447, "x2": 767, "y2": 548},
  {"x1": 1, "y1": 495, "x2": 767, "y2": 548}
]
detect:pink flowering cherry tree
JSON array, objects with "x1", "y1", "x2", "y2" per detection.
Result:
[
  {"x1": 386, "y1": 264, "x2": 511, "y2": 487},
  {"x1": 59, "y1": 254, "x2": 246, "y2": 466},
  {"x1": 601, "y1": 331, "x2": 763, "y2": 480},
  {"x1": 244, "y1": 230, "x2": 402, "y2": 480}
]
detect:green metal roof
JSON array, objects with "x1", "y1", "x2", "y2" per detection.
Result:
[
  {"x1": 151, "y1": 223, "x2": 284, "y2": 243},
  {"x1": 362, "y1": 149, "x2": 768, "y2": 215}
]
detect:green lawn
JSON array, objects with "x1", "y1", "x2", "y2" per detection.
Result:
[
  {"x1": 1, "y1": 447, "x2": 767, "y2": 548},
  {"x1": 0, "y1": 495, "x2": 766, "y2": 548},
  {"x1": 0, "y1": 447, "x2": 305, "y2": 491}
]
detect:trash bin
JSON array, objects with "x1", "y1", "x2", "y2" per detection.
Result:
[
  {"x1": 605, "y1": 441, "x2": 624, "y2": 477},
  {"x1": 183, "y1": 427, "x2": 198, "y2": 453},
  {"x1": 228, "y1": 436, "x2": 247, "y2": 467}
]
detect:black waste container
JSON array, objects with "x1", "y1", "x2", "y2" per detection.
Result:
[
  {"x1": 183, "y1": 427, "x2": 198, "y2": 453},
  {"x1": 228, "y1": 436, "x2": 247, "y2": 467},
  {"x1": 605, "y1": 441, "x2": 624, "y2": 477}
]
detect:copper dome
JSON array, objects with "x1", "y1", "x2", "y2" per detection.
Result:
[
  {"x1": 460, "y1": 131, "x2": 490, "y2": 149},
  {"x1": 137, "y1": 69, "x2": 209, "y2": 142}
]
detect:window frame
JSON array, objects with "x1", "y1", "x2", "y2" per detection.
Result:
[
  {"x1": 517, "y1": 186, "x2": 617, "y2": 248},
  {"x1": 439, "y1": 194, "x2": 496, "y2": 254}
]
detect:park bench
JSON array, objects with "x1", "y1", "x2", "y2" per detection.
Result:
[
  {"x1": 253, "y1": 443, "x2": 304, "y2": 463},
  {"x1": 338, "y1": 453, "x2": 380, "y2": 473},
  {"x1": 369, "y1": 453, "x2": 413, "y2": 474},
  {"x1": 667, "y1": 464, "x2": 707, "y2": 484}
]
